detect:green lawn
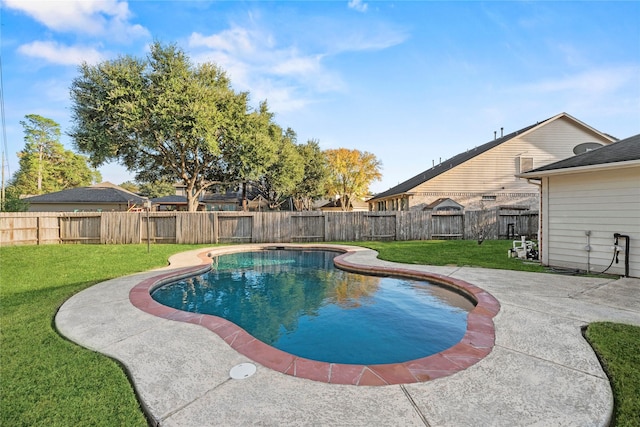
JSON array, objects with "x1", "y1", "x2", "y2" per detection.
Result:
[
  {"x1": 585, "y1": 322, "x2": 640, "y2": 426},
  {"x1": 0, "y1": 244, "x2": 211, "y2": 426},
  {"x1": 352, "y1": 239, "x2": 546, "y2": 272},
  {"x1": 0, "y1": 241, "x2": 636, "y2": 426}
]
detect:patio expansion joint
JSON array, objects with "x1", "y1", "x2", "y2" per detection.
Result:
[
  {"x1": 496, "y1": 299, "x2": 602, "y2": 325},
  {"x1": 158, "y1": 377, "x2": 233, "y2": 425},
  {"x1": 443, "y1": 267, "x2": 464, "y2": 277},
  {"x1": 493, "y1": 344, "x2": 608, "y2": 381},
  {"x1": 97, "y1": 318, "x2": 174, "y2": 352},
  {"x1": 400, "y1": 384, "x2": 431, "y2": 427},
  {"x1": 566, "y1": 279, "x2": 616, "y2": 299}
]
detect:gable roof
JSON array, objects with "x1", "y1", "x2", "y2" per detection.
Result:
[
  {"x1": 424, "y1": 197, "x2": 464, "y2": 210},
  {"x1": 24, "y1": 182, "x2": 148, "y2": 205},
  {"x1": 369, "y1": 113, "x2": 614, "y2": 201},
  {"x1": 518, "y1": 133, "x2": 640, "y2": 177}
]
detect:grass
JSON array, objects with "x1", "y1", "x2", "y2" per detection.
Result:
[
  {"x1": 0, "y1": 241, "x2": 636, "y2": 426},
  {"x1": 0, "y1": 244, "x2": 210, "y2": 427},
  {"x1": 352, "y1": 239, "x2": 547, "y2": 272},
  {"x1": 585, "y1": 323, "x2": 640, "y2": 427}
]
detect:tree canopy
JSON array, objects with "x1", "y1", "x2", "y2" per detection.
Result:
[
  {"x1": 69, "y1": 41, "x2": 383, "y2": 212},
  {"x1": 255, "y1": 127, "x2": 304, "y2": 210},
  {"x1": 292, "y1": 139, "x2": 328, "y2": 211},
  {"x1": 70, "y1": 42, "x2": 271, "y2": 211},
  {"x1": 138, "y1": 181, "x2": 176, "y2": 199},
  {"x1": 10, "y1": 114, "x2": 100, "y2": 197},
  {"x1": 324, "y1": 148, "x2": 382, "y2": 211}
]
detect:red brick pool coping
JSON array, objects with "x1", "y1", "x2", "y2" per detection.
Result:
[{"x1": 129, "y1": 245, "x2": 500, "y2": 386}]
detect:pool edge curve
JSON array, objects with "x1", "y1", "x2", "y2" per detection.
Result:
[{"x1": 129, "y1": 243, "x2": 500, "y2": 386}]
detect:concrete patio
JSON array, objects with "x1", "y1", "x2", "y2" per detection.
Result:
[{"x1": 55, "y1": 245, "x2": 640, "y2": 426}]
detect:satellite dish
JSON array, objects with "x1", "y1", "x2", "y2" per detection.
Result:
[{"x1": 573, "y1": 142, "x2": 603, "y2": 155}]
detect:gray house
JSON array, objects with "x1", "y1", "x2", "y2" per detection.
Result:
[
  {"x1": 519, "y1": 134, "x2": 640, "y2": 278},
  {"x1": 23, "y1": 182, "x2": 148, "y2": 212}
]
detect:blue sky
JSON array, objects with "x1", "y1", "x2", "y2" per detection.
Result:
[{"x1": 2, "y1": 1, "x2": 639, "y2": 194}]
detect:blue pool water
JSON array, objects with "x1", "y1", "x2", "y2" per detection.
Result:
[{"x1": 151, "y1": 250, "x2": 474, "y2": 365}]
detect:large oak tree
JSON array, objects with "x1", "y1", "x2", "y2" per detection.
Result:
[{"x1": 70, "y1": 42, "x2": 261, "y2": 211}]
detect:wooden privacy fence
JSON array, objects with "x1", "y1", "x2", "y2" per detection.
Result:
[{"x1": 0, "y1": 210, "x2": 538, "y2": 246}]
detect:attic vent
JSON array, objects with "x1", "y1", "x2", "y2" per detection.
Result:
[
  {"x1": 482, "y1": 195, "x2": 497, "y2": 201},
  {"x1": 516, "y1": 156, "x2": 534, "y2": 174}
]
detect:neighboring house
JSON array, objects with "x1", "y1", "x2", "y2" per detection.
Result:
[
  {"x1": 201, "y1": 188, "x2": 245, "y2": 211},
  {"x1": 368, "y1": 113, "x2": 616, "y2": 212},
  {"x1": 319, "y1": 196, "x2": 370, "y2": 212},
  {"x1": 151, "y1": 195, "x2": 203, "y2": 211},
  {"x1": 518, "y1": 133, "x2": 640, "y2": 278},
  {"x1": 23, "y1": 182, "x2": 148, "y2": 212},
  {"x1": 201, "y1": 186, "x2": 271, "y2": 211}
]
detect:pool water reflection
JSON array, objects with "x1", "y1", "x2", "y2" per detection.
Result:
[{"x1": 151, "y1": 250, "x2": 475, "y2": 365}]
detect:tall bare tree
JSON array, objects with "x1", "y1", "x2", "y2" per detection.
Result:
[{"x1": 12, "y1": 114, "x2": 100, "y2": 196}]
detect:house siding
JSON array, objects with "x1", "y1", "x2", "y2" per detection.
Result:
[{"x1": 543, "y1": 166, "x2": 640, "y2": 278}]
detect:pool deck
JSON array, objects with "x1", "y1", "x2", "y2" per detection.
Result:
[{"x1": 55, "y1": 244, "x2": 640, "y2": 426}]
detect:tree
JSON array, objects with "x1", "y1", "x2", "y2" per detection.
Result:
[
  {"x1": 255, "y1": 127, "x2": 304, "y2": 210},
  {"x1": 11, "y1": 114, "x2": 100, "y2": 196},
  {"x1": 218, "y1": 100, "x2": 280, "y2": 210},
  {"x1": 138, "y1": 181, "x2": 176, "y2": 199},
  {"x1": 0, "y1": 186, "x2": 29, "y2": 212},
  {"x1": 18, "y1": 114, "x2": 59, "y2": 193},
  {"x1": 70, "y1": 42, "x2": 259, "y2": 211},
  {"x1": 292, "y1": 139, "x2": 329, "y2": 211},
  {"x1": 118, "y1": 181, "x2": 139, "y2": 193},
  {"x1": 324, "y1": 148, "x2": 382, "y2": 211}
]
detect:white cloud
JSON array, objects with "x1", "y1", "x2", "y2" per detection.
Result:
[
  {"x1": 270, "y1": 55, "x2": 323, "y2": 77},
  {"x1": 18, "y1": 40, "x2": 105, "y2": 66},
  {"x1": 190, "y1": 28, "x2": 259, "y2": 55},
  {"x1": 4, "y1": 0, "x2": 149, "y2": 40},
  {"x1": 348, "y1": 0, "x2": 368, "y2": 13},
  {"x1": 331, "y1": 29, "x2": 407, "y2": 53},
  {"x1": 188, "y1": 15, "x2": 408, "y2": 115},
  {"x1": 522, "y1": 66, "x2": 639, "y2": 96},
  {"x1": 189, "y1": 25, "x2": 347, "y2": 113}
]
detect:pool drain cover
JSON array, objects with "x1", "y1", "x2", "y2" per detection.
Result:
[{"x1": 230, "y1": 363, "x2": 257, "y2": 380}]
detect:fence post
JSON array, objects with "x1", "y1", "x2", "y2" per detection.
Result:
[
  {"x1": 213, "y1": 212, "x2": 219, "y2": 244},
  {"x1": 323, "y1": 214, "x2": 329, "y2": 242}
]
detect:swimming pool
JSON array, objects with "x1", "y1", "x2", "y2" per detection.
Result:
[{"x1": 151, "y1": 249, "x2": 475, "y2": 365}]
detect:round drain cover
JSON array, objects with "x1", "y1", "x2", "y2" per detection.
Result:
[{"x1": 230, "y1": 363, "x2": 257, "y2": 380}]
